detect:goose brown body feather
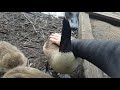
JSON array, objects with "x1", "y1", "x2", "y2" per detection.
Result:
[
  {"x1": 2, "y1": 66, "x2": 52, "y2": 78},
  {"x1": 0, "y1": 41, "x2": 27, "y2": 75}
]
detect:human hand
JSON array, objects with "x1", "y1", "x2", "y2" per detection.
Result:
[{"x1": 49, "y1": 33, "x2": 61, "y2": 46}]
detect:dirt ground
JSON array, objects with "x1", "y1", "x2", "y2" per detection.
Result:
[{"x1": 0, "y1": 12, "x2": 82, "y2": 78}]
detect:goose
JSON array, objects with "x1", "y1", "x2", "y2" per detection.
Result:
[
  {"x1": 43, "y1": 18, "x2": 80, "y2": 74},
  {"x1": 2, "y1": 66, "x2": 52, "y2": 78},
  {"x1": 0, "y1": 41, "x2": 27, "y2": 76}
]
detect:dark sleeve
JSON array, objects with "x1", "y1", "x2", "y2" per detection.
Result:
[{"x1": 71, "y1": 39, "x2": 120, "y2": 78}]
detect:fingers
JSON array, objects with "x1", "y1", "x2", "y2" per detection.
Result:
[
  {"x1": 49, "y1": 33, "x2": 61, "y2": 46},
  {"x1": 50, "y1": 33, "x2": 61, "y2": 37},
  {"x1": 49, "y1": 38, "x2": 58, "y2": 44},
  {"x1": 49, "y1": 33, "x2": 61, "y2": 40}
]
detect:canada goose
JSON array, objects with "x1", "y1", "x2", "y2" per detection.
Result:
[
  {"x1": 2, "y1": 66, "x2": 53, "y2": 78},
  {"x1": 43, "y1": 18, "x2": 80, "y2": 74},
  {"x1": 0, "y1": 41, "x2": 27, "y2": 76}
]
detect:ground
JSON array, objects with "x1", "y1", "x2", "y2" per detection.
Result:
[{"x1": 0, "y1": 12, "x2": 81, "y2": 78}]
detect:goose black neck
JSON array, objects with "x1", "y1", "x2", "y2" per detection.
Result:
[{"x1": 59, "y1": 18, "x2": 71, "y2": 53}]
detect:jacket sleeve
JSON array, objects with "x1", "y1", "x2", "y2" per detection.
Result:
[{"x1": 71, "y1": 39, "x2": 120, "y2": 78}]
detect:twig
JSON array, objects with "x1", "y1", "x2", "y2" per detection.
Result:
[
  {"x1": 22, "y1": 12, "x2": 37, "y2": 33},
  {"x1": 19, "y1": 33, "x2": 30, "y2": 41},
  {"x1": 41, "y1": 29, "x2": 45, "y2": 39}
]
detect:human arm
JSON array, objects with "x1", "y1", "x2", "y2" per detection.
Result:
[{"x1": 50, "y1": 33, "x2": 120, "y2": 78}]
